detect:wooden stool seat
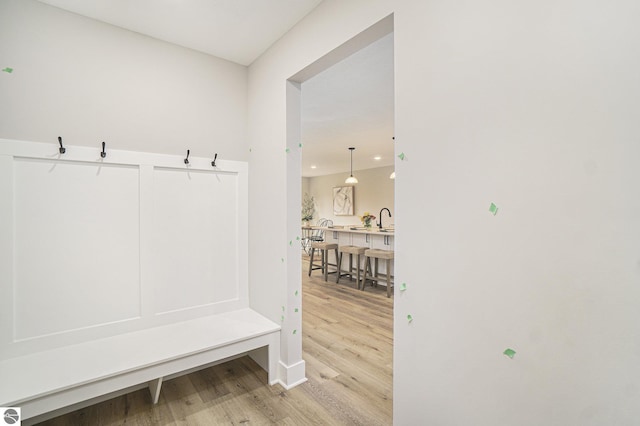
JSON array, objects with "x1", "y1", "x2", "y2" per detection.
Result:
[
  {"x1": 362, "y1": 249, "x2": 395, "y2": 297},
  {"x1": 364, "y1": 249, "x2": 394, "y2": 260},
  {"x1": 309, "y1": 242, "x2": 339, "y2": 282},
  {"x1": 336, "y1": 245, "x2": 367, "y2": 287},
  {"x1": 339, "y1": 245, "x2": 367, "y2": 256}
]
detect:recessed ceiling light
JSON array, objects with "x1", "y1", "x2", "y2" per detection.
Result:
[
  {"x1": 311, "y1": 165, "x2": 317, "y2": 169},
  {"x1": 374, "y1": 156, "x2": 382, "y2": 160}
]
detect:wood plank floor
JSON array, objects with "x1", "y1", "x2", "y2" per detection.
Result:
[{"x1": 37, "y1": 255, "x2": 393, "y2": 425}]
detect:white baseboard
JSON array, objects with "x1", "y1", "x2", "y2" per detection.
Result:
[{"x1": 276, "y1": 359, "x2": 307, "y2": 389}]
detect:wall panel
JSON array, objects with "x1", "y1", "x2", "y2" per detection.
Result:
[
  {"x1": 151, "y1": 167, "x2": 239, "y2": 314},
  {"x1": 13, "y1": 158, "x2": 141, "y2": 340},
  {"x1": 0, "y1": 139, "x2": 248, "y2": 359}
]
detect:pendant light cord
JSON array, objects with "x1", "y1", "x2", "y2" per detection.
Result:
[
  {"x1": 349, "y1": 147, "x2": 355, "y2": 177},
  {"x1": 350, "y1": 149, "x2": 353, "y2": 176}
]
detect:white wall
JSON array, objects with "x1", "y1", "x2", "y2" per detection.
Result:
[
  {"x1": 251, "y1": 0, "x2": 640, "y2": 423},
  {"x1": 301, "y1": 176, "x2": 311, "y2": 197},
  {"x1": 393, "y1": 1, "x2": 640, "y2": 425},
  {"x1": 247, "y1": 0, "x2": 394, "y2": 388},
  {"x1": 307, "y1": 166, "x2": 394, "y2": 226},
  {"x1": 0, "y1": 0, "x2": 247, "y2": 160}
]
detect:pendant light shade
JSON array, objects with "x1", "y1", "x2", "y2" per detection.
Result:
[{"x1": 345, "y1": 147, "x2": 358, "y2": 184}]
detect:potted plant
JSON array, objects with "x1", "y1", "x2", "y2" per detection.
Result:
[
  {"x1": 301, "y1": 193, "x2": 316, "y2": 226},
  {"x1": 360, "y1": 212, "x2": 376, "y2": 229}
]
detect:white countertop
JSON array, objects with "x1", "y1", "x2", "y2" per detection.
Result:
[{"x1": 321, "y1": 226, "x2": 394, "y2": 236}]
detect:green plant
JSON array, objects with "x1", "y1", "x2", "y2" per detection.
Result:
[{"x1": 302, "y1": 193, "x2": 316, "y2": 222}]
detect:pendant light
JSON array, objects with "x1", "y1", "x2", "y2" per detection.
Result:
[{"x1": 345, "y1": 147, "x2": 358, "y2": 184}]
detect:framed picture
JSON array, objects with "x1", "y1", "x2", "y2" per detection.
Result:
[{"x1": 333, "y1": 186, "x2": 354, "y2": 216}]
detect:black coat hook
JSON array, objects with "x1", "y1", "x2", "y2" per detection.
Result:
[
  {"x1": 100, "y1": 141, "x2": 106, "y2": 158},
  {"x1": 184, "y1": 149, "x2": 190, "y2": 165},
  {"x1": 211, "y1": 153, "x2": 217, "y2": 167},
  {"x1": 58, "y1": 136, "x2": 66, "y2": 154}
]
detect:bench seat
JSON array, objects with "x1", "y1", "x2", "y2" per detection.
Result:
[{"x1": 0, "y1": 308, "x2": 280, "y2": 424}]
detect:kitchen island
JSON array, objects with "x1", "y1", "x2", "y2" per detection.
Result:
[
  {"x1": 320, "y1": 226, "x2": 394, "y2": 285},
  {"x1": 320, "y1": 226, "x2": 394, "y2": 250}
]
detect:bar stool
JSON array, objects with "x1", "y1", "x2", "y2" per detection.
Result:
[
  {"x1": 361, "y1": 249, "x2": 395, "y2": 297},
  {"x1": 336, "y1": 245, "x2": 367, "y2": 288},
  {"x1": 308, "y1": 241, "x2": 339, "y2": 281}
]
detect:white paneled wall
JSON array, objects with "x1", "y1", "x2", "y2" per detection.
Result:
[
  {"x1": 13, "y1": 158, "x2": 141, "y2": 340},
  {"x1": 150, "y1": 167, "x2": 240, "y2": 314},
  {"x1": 0, "y1": 139, "x2": 248, "y2": 360}
]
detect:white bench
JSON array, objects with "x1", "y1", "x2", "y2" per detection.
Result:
[{"x1": 0, "y1": 308, "x2": 280, "y2": 425}]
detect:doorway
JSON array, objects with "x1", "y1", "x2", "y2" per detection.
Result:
[{"x1": 288, "y1": 17, "x2": 395, "y2": 425}]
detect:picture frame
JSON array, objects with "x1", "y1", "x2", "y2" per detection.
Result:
[{"x1": 333, "y1": 186, "x2": 354, "y2": 216}]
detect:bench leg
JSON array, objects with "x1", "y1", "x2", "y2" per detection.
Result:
[
  {"x1": 148, "y1": 377, "x2": 163, "y2": 404},
  {"x1": 268, "y1": 332, "x2": 280, "y2": 385}
]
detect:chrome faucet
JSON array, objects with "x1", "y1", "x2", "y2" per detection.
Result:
[{"x1": 378, "y1": 207, "x2": 392, "y2": 229}]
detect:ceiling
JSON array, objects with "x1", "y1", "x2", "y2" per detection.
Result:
[
  {"x1": 37, "y1": 0, "x2": 324, "y2": 66},
  {"x1": 36, "y1": 0, "x2": 395, "y2": 178},
  {"x1": 301, "y1": 32, "x2": 394, "y2": 177}
]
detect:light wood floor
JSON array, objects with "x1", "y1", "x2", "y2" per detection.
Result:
[{"x1": 38, "y1": 255, "x2": 393, "y2": 425}]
